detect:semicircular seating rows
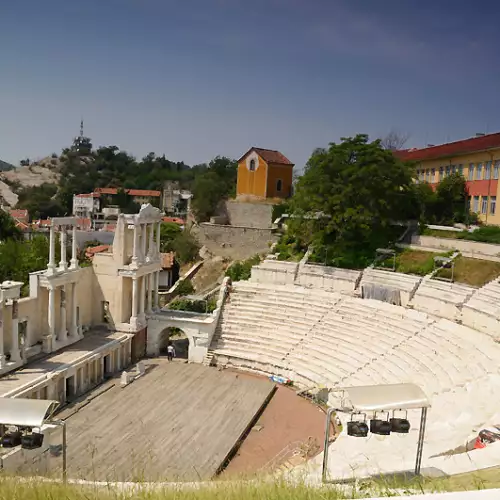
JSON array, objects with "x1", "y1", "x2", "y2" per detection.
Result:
[{"x1": 210, "y1": 280, "x2": 500, "y2": 479}]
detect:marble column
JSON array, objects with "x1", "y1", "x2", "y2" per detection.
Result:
[
  {"x1": 131, "y1": 277, "x2": 138, "y2": 321},
  {"x1": 147, "y1": 223, "x2": 154, "y2": 260},
  {"x1": 48, "y1": 287, "x2": 56, "y2": 339},
  {"x1": 154, "y1": 271, "x2": 160, "y2": 310},
  {"x1": 140, "y1": 224, "x2": 147, "y2": 263},
  {"x1": 60, "y1": 286, "x2": 67, "y2": 341},
  {"x1": 71, "y1": 282, "x2": 78, "y2": 337},
  {"x1": 70, "y1": 225, "x2": 78, "y2": 269},
  {"x1": 139, "y1": 275, "x2": 146, "y2": 319},
  {"x1": 59, "y1": 226, "x2": 68, "y2": 271},
  {"x1": 47, "y1": 225, "x2": 56, "y2": 274},
  {"x1": 10, "y1": 300, "x2": 20, "y2": 362},
  {"x1": 0, "y1": 304, "x2": 5, "y2": 367},
  {"x1": 131, "y1": 223, "x2": 139, "y2": 268},
  {"x1": 156, "y1": 222, "x2": 161, "y2": 256},
  {"x1": 146, "y1": 274, "x2": 153, "y2": 313}
]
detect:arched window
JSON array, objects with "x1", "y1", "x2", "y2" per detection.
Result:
[
  {"x1": 276, "y1": 179, "x2": 283, "y2": 192},
  {"x1": 249, "y1": 159, "x2": 256, "y2": 171}
]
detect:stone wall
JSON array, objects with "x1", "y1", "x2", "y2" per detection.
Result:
[
  {"x1": 196, "y1": 223, "x2": 278, "y2": 260},
  {"x1": 222, "y1": 200, "x2": 274, "y2": 229},
  {"x1": 411, "y1": 235, "x2": 500, "y2": 260}
]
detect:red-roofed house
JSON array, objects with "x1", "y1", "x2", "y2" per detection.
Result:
[
  {"x1": 7, "y1": 208, "x2": 29, "y2": 224},
  {"x1": 85, "y1": 244, "x2": 111, "y2": 261},
  {"x1": 395, "y1": 132, "x2": 500, "y2": 224},
  {"x1": 236, "y1": 147, "x2": 294, "y2": 200},
  {"x1": 94, "y1": 187, "x2": 161, "y2": 205},
  {"x1": 73, "y1": 192, "x2": 101, "y2": 218}
]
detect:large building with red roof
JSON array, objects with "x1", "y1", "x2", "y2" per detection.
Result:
[
  {"x1": 236, "y1": 147, "x2": 294, "y2": 200},
  {"x1": 396, "y1": 132, "x2": 500, "y2": 225}
]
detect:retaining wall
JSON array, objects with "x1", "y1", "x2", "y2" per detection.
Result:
[{"x1": 411, "y1": 235, "x2": 500, "y2": 260}]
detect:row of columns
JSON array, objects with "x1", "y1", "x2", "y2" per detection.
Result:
[
  {"x1": 47, "y1": 282, "x2": 79, "y2": 343},
  {"x1": 47, "y1": 224, "x2": 79, "y2": 275},
  {"x1": 131, "y1": 222, "x2": 161, "y2": 268},
  {"x1": 130, "y1": 271, "x2": 160, "y2": 324}
]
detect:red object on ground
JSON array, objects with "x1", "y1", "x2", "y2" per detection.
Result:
[{"x1": 474, "y1": 437, "x2": 486, "y2": 449}]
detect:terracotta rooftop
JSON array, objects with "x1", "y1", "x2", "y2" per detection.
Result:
[
  {"x1": 160, "y1": 252, "x2": 176, "y2": 269},
  {"x1": 85, "y1": 245, "x2": 111, "y2": 260},
  {"x1": 94, "y1": 187, "x2": 161, "y2": 197},
  {"x1": 395, "y1": 132, "x2": 500, "y2": 162},
  {"x1": 238, "y1": 147, "x2": 294, "y2": 166},
  {"x1": 162, "y1": 216, "x2": 185, "y2": 225},
  {"x1": 76, "y1": 192, "x2": 100, "y2": 198},
  {"x1": 8, "y1": 209, "x2": 29, "y2": 219}
]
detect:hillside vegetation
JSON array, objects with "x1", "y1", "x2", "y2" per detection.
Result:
[{"x1": 2, "y1": 132, "x2": 237, "y2": 221}]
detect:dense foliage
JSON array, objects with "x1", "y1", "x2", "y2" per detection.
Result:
[
  {"x1": 287, "y1": 135, "x2": 415, "y2": 268},
  {"x1": 0, "y1": 211, "x2": 22, "y2": 240},
  {"x1": 160, "y1": 223, "x2": 200, "y2": 264},
  {"x1": 190, "y1": 156, "x2": 237, "y2": 221},
  {"x1": 175, "y1": 278, "x2": 195, "y2": 296},
  {"x1": 14, "y1": 136, "x2": 237, "y2": 221},
  {"x1": 168, "y1": 297, "x2": 216, "y2": 313},
  {"x1": 225, "y1": 254, "x2": 261, "y2": 281},
  {"x1": 423, "y1": 225, "x2": 500, "y2": 245},
  {"x1": 412, "y1": 173, "x2": 471, "y2": 225}
]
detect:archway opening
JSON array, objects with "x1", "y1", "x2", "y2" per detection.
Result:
[{"x1": 158, "y1": 327, "x2": 189, "y2": 360}]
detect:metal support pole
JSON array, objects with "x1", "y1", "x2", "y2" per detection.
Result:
[
  {"x1": 53, "y1": 419, "x2": 67, "y2": 482},
  {"x1": 414, "y1": 407, "x2": 428, "y2": 476},
  {"x1": 322, "y1": 407, "x2": 336, "y2": 483}
]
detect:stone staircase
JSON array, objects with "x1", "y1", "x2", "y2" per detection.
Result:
[{"x1": 203, "y1": 325, "x2": 222, "y2": 366}]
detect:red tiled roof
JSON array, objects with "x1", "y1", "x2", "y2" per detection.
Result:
[
  {"x1": 34, "y1": 219, "x2": 51, "y2": 227},
  {"x1": 94, "y1": 187, "x2": 161, "y2": 197},
  {"x1": 8, "y1": 209, "x2": 28, "y2": 219},
  {"x1": 395, "y1": 132, "x2": 500, "y2": 162},
  {"x1": 76, "y1": 218, "x2": 92, "y2": 230},
  {"x1": 238, "y1": 147, "x2": 294, "y2": 166},
  {"x1": 162, "y1": 216, "x2": 185, "y2": 225},
  {"x1": 160, "y1": 252, "x2": 176, "y2": 269},
  {"x1": 85, "y1": 245, "x2": 111, "y2": 260},
  {"x1": 15, "y1": 221, "x2": 30, "y2": 230},
  {"x1": 76, "y1": 192, "x2": 100, "y2": 198}
]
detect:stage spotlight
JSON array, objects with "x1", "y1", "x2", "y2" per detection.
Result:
[
  {"x1": 1, "y1": 429, "x2": 22, "y2": 448},
  {"x1": 390, "y1": 410, "x2": 411, "y2": 434},
  {"x1": 21, "y1": 432, "x2": 44, "y2": 450},
  {"x1": 370, "y1": 412, "x2": 391, "y2": 435},
  {"x1": 347, "y1": 413, "x2": 369, "y2": 437}
]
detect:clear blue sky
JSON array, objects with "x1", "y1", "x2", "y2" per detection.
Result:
[{"x1": 2, "y1": 0, "x2": 500, "y2": 170}]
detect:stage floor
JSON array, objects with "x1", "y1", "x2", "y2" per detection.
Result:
[{"x1": 64, "y1": 359, "x2": 275, "y2": 481}]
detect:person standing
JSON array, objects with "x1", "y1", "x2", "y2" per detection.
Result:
[{"x1": 166, "y1": 342, "x2": 176, "y2": 362}]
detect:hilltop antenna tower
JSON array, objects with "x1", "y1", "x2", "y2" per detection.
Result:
[{"x1": 80, "y1": 119, "x2": 84, "y2": 139}]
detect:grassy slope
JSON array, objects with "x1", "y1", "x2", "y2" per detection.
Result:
[{"x1": 435, "y1": 256, "x2": 500, "y2": 287}]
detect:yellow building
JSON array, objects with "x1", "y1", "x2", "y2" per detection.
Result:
[
  {"x1": 236, "y1": 147, "x2": 294, "y2": 200},
  {"x1": 396, "y1": 132, "x2": 500, "y2": 225}
]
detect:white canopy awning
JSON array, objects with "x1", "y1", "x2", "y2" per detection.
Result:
[
  {"x1": 0, "y1": 398, "x2": 59, "y2": 427},
  {"x1": 339, "y1": 383, "x2": 430, "y2": 412}
]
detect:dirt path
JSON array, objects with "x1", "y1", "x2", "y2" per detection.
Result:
[{"x1": 222, "y1": 379, "x2": 327, "y2": 478}]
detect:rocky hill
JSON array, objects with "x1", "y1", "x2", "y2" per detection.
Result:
[{"x1": 0, "y1": 158, "x2": 62, "y2": 207}]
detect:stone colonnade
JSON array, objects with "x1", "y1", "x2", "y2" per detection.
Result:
[
  {"x1": 44, "y1": 219, "x2": 81, "y2": 350},
  {"x1": 130, "y1": 218, "x2": 162, "y2": 326}
]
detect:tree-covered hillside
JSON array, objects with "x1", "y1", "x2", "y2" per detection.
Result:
[{"x1": 11, "y1": 133, "x2": 237, "y2": 220}]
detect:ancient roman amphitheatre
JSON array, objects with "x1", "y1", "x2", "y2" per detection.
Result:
[{"x1": 0, "y1": 204, "x2": 500, "y2": 499}]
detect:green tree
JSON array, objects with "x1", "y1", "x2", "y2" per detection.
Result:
[
  {"x1": 434, "y1": 173, "x2": 469, "y2": 224},
  {"x1": 16, "y1": 183, "x2": 65, "y2": 219},
  {"x1": 191, "y1": 156, "x2": 237, "y2": 221},
  {"x1": 0, "y1": 211, "x2": 22, "y2": 241},
  {"x1": 291, "y1": 134, "x2": 414, "y2": 268},
  {"x1": 170, "y1": 230, "x2": 200, "y2": 265},
  {"x1": 160, "y1": 223, "x2": 182, "y2": 253}
]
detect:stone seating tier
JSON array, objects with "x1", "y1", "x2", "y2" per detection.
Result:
[{"x1": 360, "y1": 268, "x2": 422, "y2": 292}]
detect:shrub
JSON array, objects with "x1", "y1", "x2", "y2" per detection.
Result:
[
  {"x1": 175, "y1": 278, "x2": 195, "y2": 296},
  {"x1": 274, "y1": 233, "x2": 307, "y2": 261},
  {"x1": 225, "y1": 254, "x2": 261, "y2": 281}
]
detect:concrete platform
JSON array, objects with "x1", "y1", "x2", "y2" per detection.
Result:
[{"x1": 64, "y1": 360, "x2": 276, "y2": 481}]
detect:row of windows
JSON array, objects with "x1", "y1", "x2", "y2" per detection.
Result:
[
  {"x1": 468, "y1": 195, "x2": 497, "y2": 215},
  {"x1": 416, "y1": 161, "x2": 500, "y2": 183}
]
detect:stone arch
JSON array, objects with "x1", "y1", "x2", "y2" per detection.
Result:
[{"x1": 158, "y1": 327, "x2": 189, "y2": 359}]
